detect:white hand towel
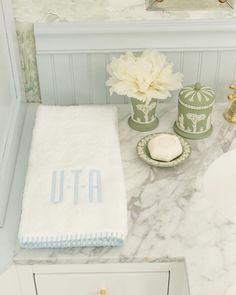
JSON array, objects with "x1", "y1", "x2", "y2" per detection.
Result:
[{"x1": 18, "y1": 105, "x2": 128, "y2": 248}]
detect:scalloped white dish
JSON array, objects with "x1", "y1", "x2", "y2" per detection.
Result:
[{"x1": 136, "y1": 133, "x2": 191, "y2": 168}]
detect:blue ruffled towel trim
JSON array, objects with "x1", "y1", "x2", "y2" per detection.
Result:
[{"x1": 20, "y1": 232, "x2": 124, "y2": 249}]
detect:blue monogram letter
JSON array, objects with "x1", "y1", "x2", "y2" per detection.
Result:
[
  {"x1": 89, "y1": 170, "x2": 102, "y2": 203},
  {"x1": 71, "y1": 170, "x2": 82, "y2": 204},
  {"x1": 50, "y1": 170, "x2": 64, "y2": 204}
]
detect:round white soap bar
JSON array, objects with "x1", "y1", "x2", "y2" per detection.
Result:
[{"x1": 148, "y1": 134, "x2": 183, "y2": 162}]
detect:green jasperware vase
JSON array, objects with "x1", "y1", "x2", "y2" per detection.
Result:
[
  {"x1": 128, "y1": 98, "x2": 159, "y2": 132},
  {"x1": 174, "y1": 82, "x2": 215, "y2": 140}
]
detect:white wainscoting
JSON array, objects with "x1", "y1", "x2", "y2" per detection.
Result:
[{"x1": 34, "y1": 20, "x2": 236, "y2": 105}]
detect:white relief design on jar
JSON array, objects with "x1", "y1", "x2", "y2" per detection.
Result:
[
  {"x1": 151, "y1": 114, "x2": 155, "y2": 121},
  {"x1": 180, "y1": 85, "x2": 214, "y2": 104},
  {"x1": 177, "y1": 113, "x2": 185, "y2": 130},
  {"x1": 136, "y1": 102, "x2": 156, "y2": 123},
  {"x1": 181, "y1": 90, "x2": 195, "y2": 102},
  {"x1": 178, "y1": 99, "x2": 214, "y2": 110},
  {"x1": 206, "y1": 114, "x2": 212, "y2": 130},
  {"x1": 186, "y1": 113, "x2": 206, "y2": 132},
  {"x1": 197, "y1": 92, "x2": 202, "y2": 102}
]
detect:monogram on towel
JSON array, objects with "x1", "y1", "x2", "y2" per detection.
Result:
[
  {"x1": 18, "y1": 105, "x2": 128, "y2": 248},
  {"x1": 50, "y1": 169, "x2": 102, "y2": 204}
]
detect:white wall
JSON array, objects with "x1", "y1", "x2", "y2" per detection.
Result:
[
  {"x1": 0, "y1": 266, "x2": 21, "y2": 295},
  {"x1": 0, "y1": 7, "x2": 16, "y2": 165}
]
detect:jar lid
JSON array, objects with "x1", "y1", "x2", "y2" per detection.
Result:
[{"x1": 179, "y1": 82, "x2": 215, "y2": 107}]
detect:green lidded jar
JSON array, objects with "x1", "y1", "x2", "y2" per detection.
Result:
[{"x1": 174, "y1": 82, "x2": 215, "y2": 140}]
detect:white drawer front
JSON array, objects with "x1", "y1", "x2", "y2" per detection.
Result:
[{"x1": 35, "y1": 271, "x2": 169, "y2": 295}]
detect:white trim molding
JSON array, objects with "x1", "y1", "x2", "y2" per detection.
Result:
[{"x1": 35, "y1": 19, "x2": 236, "y2": 53}]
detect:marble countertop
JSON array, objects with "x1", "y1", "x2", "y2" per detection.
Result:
[
  {"x1": 12, "y1": 0, "x2": 236, "y2": 23},
  {"x1": 14, "y1": 103, "x2": 236, "y2": 295}
]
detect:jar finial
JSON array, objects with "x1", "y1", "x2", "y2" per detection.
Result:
[{"x1": 194, "y1": 82, "x2": 202, "y2": 91}]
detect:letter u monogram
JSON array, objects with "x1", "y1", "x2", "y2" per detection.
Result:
[{"x1": 50, "y1": 170, "x2": 64, "y2": 204}]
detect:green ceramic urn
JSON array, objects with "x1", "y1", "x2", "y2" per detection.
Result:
[{"x1": 174, "y1": 82, "x2": 215, "y2": 140}]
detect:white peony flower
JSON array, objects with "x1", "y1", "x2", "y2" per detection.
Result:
[{"x1": 106, "y1": 49, "x2": 183, "y2": 104}]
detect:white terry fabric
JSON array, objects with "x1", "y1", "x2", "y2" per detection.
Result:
[{"x1": 18, "y1": 105, "x2": 128, "y2": 248}]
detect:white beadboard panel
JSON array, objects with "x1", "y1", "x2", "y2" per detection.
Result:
[
  {"x1": 233, "y1": 56, "x2": 236, "y2": 82},
  {"x1": 37, "y1": 55, "x2": 57, "y2": 104},
  {"x1": 163, "y1": 52, "x2": 183, "y2": 102},
  {"x1": 216, "y1": 51, "x2": 236, "y2": 100},
  {"x1": 199, "y1": 51, "x2": 218, "y2": 89},
  {"x1": 53, "y1": 54, "x2": 74, "y2": 105},
  {"x1": 37, "y1": 50, "x2": 236, "y2": 105},
  {"x1": 182, "y1": 52, "x2": 202, "y2": 85},
  {"x1": 90, "y1": 53, "x2": 107, "y2": 104},
  {"x1": 34, "y1": 22, "x2": 236, "y2": 105},
  {"x1": 165, "y1": 52, "x2": 182, "y2": 72},
  {"x1": 72, "y1": 54, "x2": 90, "y2": 105}
]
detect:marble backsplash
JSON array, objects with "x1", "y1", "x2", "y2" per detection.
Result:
[{"x1": 12, "y1": 0, "x2": 236, "y2": 103}]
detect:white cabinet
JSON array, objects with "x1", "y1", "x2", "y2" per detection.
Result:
[
  {"x1": 17, "y1": 262, "x2": 190, "y2": 295},
  {"x1": 0, "y1": 266, "x2": 21, "y2": 295},
  {"x1": 36, "y1": 271, "x2": 169, "y2": 295}
]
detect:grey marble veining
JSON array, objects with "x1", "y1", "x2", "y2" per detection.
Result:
[
  {"x1": 12, "y1": 0, "x2": 236, "y2": 24},
  {"x1": 14, "y1": 104, "x2": 236, "y2": 295}
]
